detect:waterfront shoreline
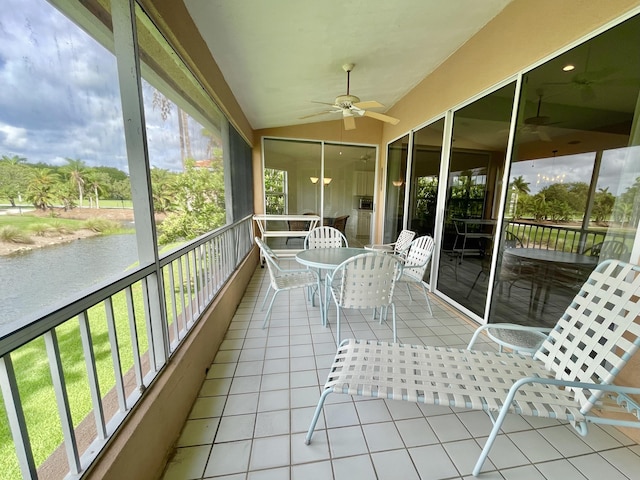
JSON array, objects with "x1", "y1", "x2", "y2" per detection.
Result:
[{"x1": 0, "y1": 207, "x2": 138, "y2": 257}]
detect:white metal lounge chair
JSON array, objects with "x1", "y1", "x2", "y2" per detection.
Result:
[
  {"x1": 326, "y1": 252, "x2": 403, "y2": 346},
  {"x1": 305, "y1": 260, "x2": 640, "y2": 476},
  {"x1": 254, "y1": 237, "x2": 320, "y2": 328}
]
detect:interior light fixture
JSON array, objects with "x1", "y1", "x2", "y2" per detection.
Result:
[
  {"x1": 310, "y1": 176, "x2": 319, "y2": 184},
  {"x1": 323, "y1": 177, "x2": 332, "y2": 185},
  {"x1": 562, "y1": 64, "x2": 575, "y2": 72},
  {"x1": 392, "y1": 180, "x2": 404, "y2": 187}
]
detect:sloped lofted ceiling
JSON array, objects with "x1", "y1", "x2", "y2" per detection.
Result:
[{"x1": 183, "y1": 0, "x2": 515, "y2": 130}]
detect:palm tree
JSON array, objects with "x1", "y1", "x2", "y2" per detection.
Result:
[
  {"x1": 510, "y1": 175, "x2": 530, "y2": 219},
  {"x1": 1, "y1": 154, "x2": 27, "y2": 165},
  {"x1": 85, "y1": 172, "x2": 109, "y2": 209},
  {"x1": 27, "y1": 168, "x2": 59, "y2": 210},
  {"x1": 63, "y1": 158, "x2": 86, "y2": 208}
]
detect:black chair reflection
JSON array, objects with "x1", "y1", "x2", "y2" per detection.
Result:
[{"x1": 584, "y1": 240, "x2": 629, "y2": 261}]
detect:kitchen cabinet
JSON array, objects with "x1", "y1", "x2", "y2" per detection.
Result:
[
  {"x1": 357, "y1": 210, "x2": 372, "y2": 237},
  {"x1": 354, "y1": 171, "x2": 374, "y2": 196}
]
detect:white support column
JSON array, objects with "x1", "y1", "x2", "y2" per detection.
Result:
[{"x1": 111, "y1": 0, "x2": 168, "y2": 369}]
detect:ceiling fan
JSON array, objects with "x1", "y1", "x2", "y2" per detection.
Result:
[
  {"x1": 521, "y1": 90, "x2": 554, "y2": 141},
  {"x1": 300, "y1": 63, "x2": 400, "y2": 130}
]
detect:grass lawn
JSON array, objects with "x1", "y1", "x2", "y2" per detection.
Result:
[
  {"x1": 0, "y1": 214, "x2": 85, "y2": 229},
  {"x1": 0, "y1": 256, "x2": 191, "y2": 478}
]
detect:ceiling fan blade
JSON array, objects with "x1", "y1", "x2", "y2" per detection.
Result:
[
  {"x1": 311, "y1": 101, "x2": 339, "y2": 107},
  {"x1": 343, "y1": 115, "x2": 356, "y2": 130},
  {"x1": 363, "y1": 110, "x2": 400, "y2": 125},
  {"x1": 299, "y1": 110, "x2": 336, "y2": 119},
  {"x1": 537, "y1": 128, "x2": 552, "y2": 142},
  {"x1": 353, "y1": 100, "x2": 384, "y2": 109}
]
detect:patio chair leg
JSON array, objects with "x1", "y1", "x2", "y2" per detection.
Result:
[
  {"x1": 262, "y1": 291, "x2": 279, "y2": 329},
  {"x1": 420, "y1": 283, "x2": 433, "y2": 316},
  {"x1": 406, "y1": 283, "x2": 414, "y2": 302},
  {"x1": 260, "y1": 286, "x2": 272, "y2": 311},
  {"x1": 336, "y1": 307, "x2": 341, "y2": 346},
  {"x1": 391, "y1": 304, "x2": 397, "y2": 342},
  {"x1": 305, "y1": 388, "x2": 333, "y2": 445},
  {"x1": 472, "y1": 402, "x2": 511, "y2": 476}
]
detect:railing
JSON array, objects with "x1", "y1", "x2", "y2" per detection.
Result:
[
  {"x1": 506, "y1": 220, "x2": 635, "y2": 255},
  {"x1": 0, "y1": 215, "x2": 254, "y2": 479}
]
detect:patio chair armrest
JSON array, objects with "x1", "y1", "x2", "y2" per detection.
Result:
[
  {"x1": 467, "y1": 323, "x2": 552, "y2": 352},
  {"x1": 509, "y1": 376, "x2": 640, "y2": 416}
]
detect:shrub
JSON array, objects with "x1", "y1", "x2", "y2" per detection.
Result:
[
  {"x1": 47, "y1": 220, "x2": 72, "y2": 235},
  {"x1": 0, "y1": 226, "x2": 34, "y2": 244},
  {"x1": 83, "y1": 218, "x2": 120, "y2": 233},
  {"x1": 29, "y1": 223, "x2": 51, "y2": 237}
]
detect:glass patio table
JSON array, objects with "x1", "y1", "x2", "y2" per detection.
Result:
[
  {"x1": 296, "y1": 247, "x2": 367, "y2": 325},
  {"x1": 503, "y1": 248, "x2": 598, "y2": 313}
]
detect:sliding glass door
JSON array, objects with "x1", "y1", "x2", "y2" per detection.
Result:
[
  {"x1": 262, "y1": 138, "x2": 376, "y2": 247},
  {"x1": 489, "y1": 14, "x2": 640, "y2": 327}
]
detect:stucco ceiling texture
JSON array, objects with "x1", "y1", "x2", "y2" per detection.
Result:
[{"x1": 184, "y1": 0, "x2": 515, "y2": 130}]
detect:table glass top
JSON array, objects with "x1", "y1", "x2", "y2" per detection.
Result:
[{"x1": 295, "y1": 247, "x2": 367, "y2": 269}]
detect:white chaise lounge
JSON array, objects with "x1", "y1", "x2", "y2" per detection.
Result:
[{"x1": 305, "y1": 259, "x2": 640, "y2": 476}]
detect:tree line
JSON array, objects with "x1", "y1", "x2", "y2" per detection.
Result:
[
  {"x1": 0, "y1": 155, "x2": 130, "y2": 210},
  {"x1": 0, "y1": 154, "x2": 226, "y2": 244},
  {"x1": 510, "y1": 175, "x2": 640, "y2": 227}
]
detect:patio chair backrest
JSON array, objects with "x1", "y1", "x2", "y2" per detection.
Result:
[
  {"x1": 304, "y1": 226, "x2": 348, "y2": 249},
  {"x1": 254, "y1": 237, "x2": 283, "y2": 286},
  {"x1": 394, "y1": 229, "x2": 416, "y2": 255},
  {"x1": 402, "y1": 235, "x2": 435, "y2": 282},
  {"x1": 596, "y1": 240, "x2": 629, "y2": 261},
  {"x1": 331, "y1": 252, "x2": 402, "y2": 309},
  {"x1": 534, "y1": 260, "x2": 640, "y2": 413}
]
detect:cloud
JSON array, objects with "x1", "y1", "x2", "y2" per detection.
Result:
[
  {"x1": 0, "y1": 0, "x2": 200, "y2": 175},
  {"x1": 0, "y1": 123, "x2": 27, "y2": 148}
]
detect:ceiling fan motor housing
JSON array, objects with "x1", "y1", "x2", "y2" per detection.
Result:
[{"x1": 335, "y1": 94, "x2": 360, "y2": 108}]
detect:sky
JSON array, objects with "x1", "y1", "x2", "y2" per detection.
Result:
[
  {"x1": 1, "y1": 0, "x2": 638, "y2": 192},
  {"x1": 0, "y1": 0, "x2": 210, "y2": 173},
  {"x1": 511, "y1": 146, "x2": 640, "y2": 196}
]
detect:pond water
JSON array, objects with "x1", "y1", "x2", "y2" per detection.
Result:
[{"x1": 0, "y1": 234, "x2": 139, "y2": 332}]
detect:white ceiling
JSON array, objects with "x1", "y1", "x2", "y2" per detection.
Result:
[{"x1": 184, "y1": 0, "x2": 515, "y2": 130}]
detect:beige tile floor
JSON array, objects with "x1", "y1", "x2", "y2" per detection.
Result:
[{"x1": 162, "y1": 261, "x2": 640, "y2": 480}]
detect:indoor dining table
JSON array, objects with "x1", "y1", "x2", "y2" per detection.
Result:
[{"x1": 295, "y1": 247, "x2": 368, "y2": 326}]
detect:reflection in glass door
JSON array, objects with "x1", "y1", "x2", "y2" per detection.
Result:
[
  {"x1": 324, "y1": 143, "x2": 376, "y2": 246},
  {"x1": 490, "y1": 14, "x2": 640, "y2": 328},
  {"x1": 436, "y1": 82, "x2": 516, "y2": 318},
  {"x1": 384, "y1": 135, "x2": 409, "y2": 243},
  {"x1": 408, "y1": 118, "x2": 445, "y2": 286}
]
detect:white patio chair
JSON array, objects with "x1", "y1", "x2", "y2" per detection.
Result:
[
  {"x1": 326, "y1": 252, "x2": 403, "y2": 346},
  {"x1": 254, "y1": 237, "x2": 320, "y2": 328},
  {"x1": 397, "y1": 235, "x2": 435, "y2": 315},
  {"x1": 365, "y1": 229, "x2": 415, "y2": 257},
  {"x1": 304, "y1": 226, "x2": 348, "y2": 249},
  {"x1": 305, "y1": 260, "x2": 640, "y2": 477}
]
